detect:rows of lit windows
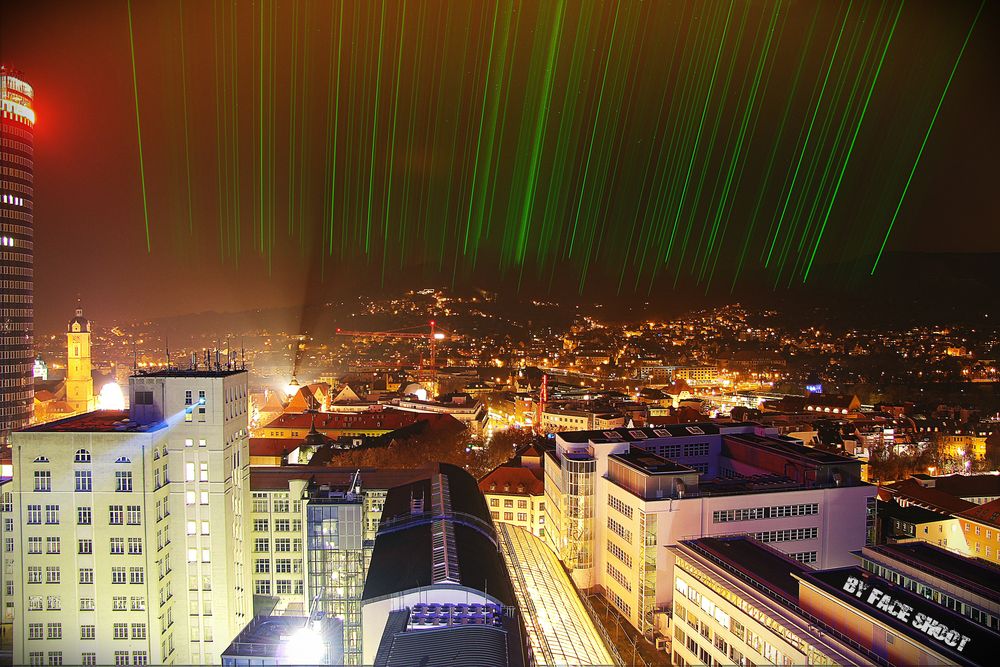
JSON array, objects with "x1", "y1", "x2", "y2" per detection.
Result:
[
  {"x1": 606, "y1": 589, "x2": 631, "y2": 617},
  {"x1": 675, "y1": 557, "x2": 827, "y2": 661},
  {"x1": 713, "y1": 503, "x2": 818, "y2": 523},
  {"x1": 26, "y1": 650, "x2": 145, "y2": 667},
  {"x1": 749, "y1": 527, "x2": 818, "y2": 543},
  {"x1": 675, "y1": 578, "x2": 794, "y2": 666},
  {"x1": 607, "y1": 516, "x2": 632, "y2": 543},
  {"x1": 606, "y1": 562, "x2": 632, "y2": 592},
  {"x1": 608, "y1": 494, "x2": 633, "y2": 519},
  {"x1": 789, "y1": 551, "x2": 817, "y2": 564},
  {"x1": 862, "y1": 559, "x2": 999, "y2": 630},
  {"x1": 606, "y1": 540, "x2": 632, "y2": 568}
]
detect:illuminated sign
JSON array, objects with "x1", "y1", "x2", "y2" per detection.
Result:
[{"x1": 842, "y1": 576, "x2": 972, "y2": 652}]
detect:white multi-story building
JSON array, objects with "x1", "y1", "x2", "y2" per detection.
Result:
[
  {"x1": 544, "y1": 422, "x2": 875, "y2": 642},
  {"x1": 7, "y1": 368, "x2": 251, "y2": 666}
]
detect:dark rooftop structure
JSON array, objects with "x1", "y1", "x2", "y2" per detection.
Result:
[
  {"x1": 799, "y1": 566, "x2": 1000, "y2": 667},
  {"x1": 378, "y1": 462, "x2": 493, "y2": 527},
  {"x1": 362, "y1": 463, "x2": 527, "y2": 666},
  {"x1": 373, "y1": 610, "x2": 520, "y2": 667},
  {"x1": 862, "y1": 542, "x2": 1000, "y2": 606},
  {"x1": 679, "y1": 536, "x2": 811, "y2": 607},
  {"x1": 908, "y1": 473, "x2": 1000, "y2": 499},
  {"x1": 611, "y1": 448, "x2": 694, "y2": 475},
  {"x1": 879, "y1": 498, "x2": 952, "y2": 525},
  {"x1": 249, "y1": 466, "x2": 432, "y2": 493}
]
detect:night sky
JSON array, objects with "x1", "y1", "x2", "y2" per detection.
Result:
[{"x1": 1, "y1": 0, "x2": 997, "y2": 331}]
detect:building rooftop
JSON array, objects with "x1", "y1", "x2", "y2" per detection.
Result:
[
  {"x1": 863, "y1": 542, "x2": 1000, "y2": 605},
  {"x1": 263, "y1": 410, "x2": 463, "y2": 433},
  {"x1": 373, "y1": 611, "x2": 520, "y2": 667},
  {"x1": 222, "y1": 615, "x2": 342, "y2": 662},
  {"x1": 723, "y1": 431, "x2": 858, "y2": 466},
  {"x1": 884, "y1": 478, "x2": 978, "y2": 515},
  {"x1": 880, "y1": 499, "x2": 952, "y2": 525},
  {"x1": 19, "y1": 410, "x2": 164, "y2": 433},
  {"x1": 379, "y1": 462, "x2": 493, "y2": 526},
  {"x1": 363, "y1": 464, "x2": 516, "y2": 609},
  {"x1": 909, "y1": 473, "x2": 1000, "y2": 499},
  {"x1": 249, "y1": 466, "x2": 431, "y2": 492},
  {"x1": 363, "y1": 521, "x2": 516, "y2": 607},
  {"x1": 679, "y1": 536, "x2": 811, "y2": 606},
  {"x1": 558, "y1": 422, "x2": 724, "y2": 444},
  {"x1": 958, "y1": 497, "x2": 1000, "y2": 530},
  {"x1": 133, "y1": 367, "x2": 246, "y2": 378},
  {"x1": 799, "y1": 567, "x2": 999, "y2": 667},
  {"x1": 497, "y1": 524, "x2": 615, "y2": 666},
  {"x1": 479, "y1": 465, "x2": 544, "y2": 497},
  {"x1": 610, "y1": 449, "x2": 693, "y2": 475}
]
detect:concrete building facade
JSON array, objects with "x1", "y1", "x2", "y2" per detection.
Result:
[{"x1": 8, "y1": 368, "x2": 251, "y2": 666}]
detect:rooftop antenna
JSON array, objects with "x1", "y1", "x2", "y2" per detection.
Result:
[
  {"x1": 241, "y1": 339, "x2": 246, "y2": 370},
  {"x1": 132, "y1": 341, "x2": 137, "y2": 371},
  {"x1": 165, "y1": 336, "x2": 171, "y2": 370},
  {"x1": 215, "y1": 348, "x2": 221, "y2": 371},
  {"x1": 204, "y1": 349, "x2": 210, "y2": 369}
]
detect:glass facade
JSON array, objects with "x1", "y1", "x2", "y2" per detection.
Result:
[
  {"x1": 306, "y1": 502, "x2": 366, "y2": 665},
  {"x1": 637, "y1": 510, "x2": 657, "y2": 636},
  {"x1": 560, "y1": 456, "x2": 595, "y2": 571}
]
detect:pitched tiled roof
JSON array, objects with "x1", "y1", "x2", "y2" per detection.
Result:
[
  {"x1": 959, "y1": 497, "x2": 1000, "y2": 529},
  {"x1": 884, "y1": 478, "x2": 976, "y2": 515},
  {"x1": 479, "y1": 465, "x2": 543, "y2": 496}
]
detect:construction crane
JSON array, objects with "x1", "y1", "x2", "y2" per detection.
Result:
[{"x1": 334, "y1": 321, "x2": 449, "y2": 372}]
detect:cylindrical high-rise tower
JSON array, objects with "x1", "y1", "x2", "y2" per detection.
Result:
[{"x1": 0, "y1": 66, "x2": 35, "y2": 440}]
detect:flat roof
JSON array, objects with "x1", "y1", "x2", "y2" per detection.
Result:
[
  {"x1": 863, "y1": 542, "x2": 1000, "y2": 604},
  {"x1": 19, "y1": 410, "x2": 164, "y2": 433},
  {"x1": 880, "y1": 499, "x2": 952, "y2": 524},
  {"x1": 133, "y1": 368, "x2": 246, "y2": 378},
  {"x1": 679, "y1": 536, "x2": 810, "y2": 605},
  {"x1": 557, "y1": 422, "x2": 724, "y2": 444},
  {"x1": 610, "y1": 449, "x2": 693, "y2": 475},
  {"x1": 799, "y1": 567, "x2": 1000, "y2": 667},
  {"x1": 724, "y1": 431, "x2": 859, "y2": 465},
  {"x1": 223, "y1": 615, "x2": 341, "y2": 659},
  {"x1": 249, "y1": 466, "x2": 430, "y2": 492}
]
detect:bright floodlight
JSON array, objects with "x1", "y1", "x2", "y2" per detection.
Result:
[
  {"x1": 433, "y1": 332, "x2": 446, "y2": 340},
  {"x1": 282, "y1": 625, "x2": 326, "y2": 664},
  {"x1": 97, "y1": 382, "x2": 126, "y2": 410}
]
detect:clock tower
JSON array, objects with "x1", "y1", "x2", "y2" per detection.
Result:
[{"x1": 66, "y1": 306, "x2": 94, "y2": 413}]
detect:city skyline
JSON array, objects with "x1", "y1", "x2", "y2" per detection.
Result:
[
  {"x1": 2, "y1": 2, "x2": 1000, "y2": 666},
  {"x1": 0, "y1": 0, "x2": 997, "y2": 330}
]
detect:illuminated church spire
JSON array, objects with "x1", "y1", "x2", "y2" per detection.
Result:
[{"x1": 66, "y1": 305, "x2": 94, "y2": 413}]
